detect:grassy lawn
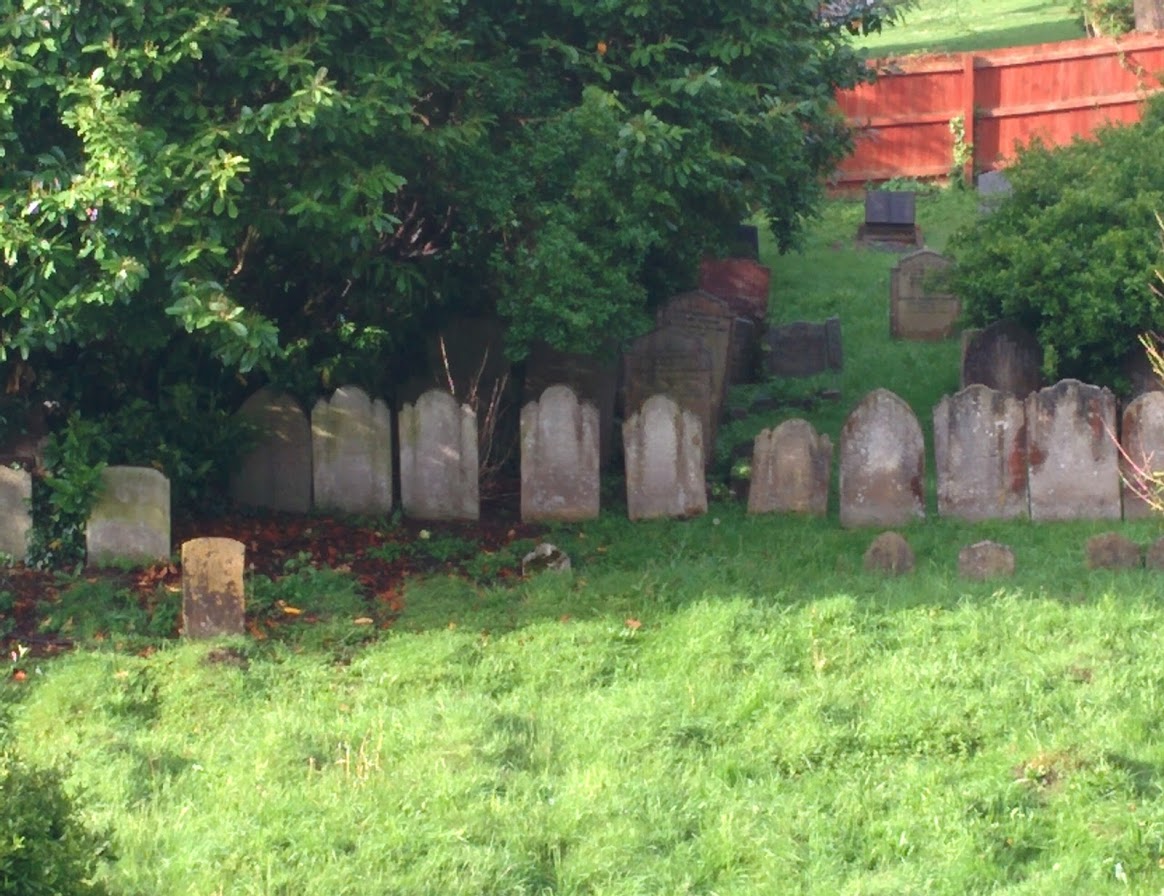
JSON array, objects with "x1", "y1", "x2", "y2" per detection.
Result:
[{"x1": 9, "y1": 187, "x2": 1164, "y2": 894}]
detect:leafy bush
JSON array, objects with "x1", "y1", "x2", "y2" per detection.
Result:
[{"x1": 948, "y1": 104, "x2": 1164, "y2": 390}]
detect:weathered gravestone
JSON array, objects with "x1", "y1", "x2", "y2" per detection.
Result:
[
  {"x1": 622, "y1": 328, "x2": 715, "y2": 464},
  {"x1": 656, "y1": 291, "x2": 735, "y2": 433},
  {"x1": 230, "y1": 388, "x2": 313, "y2": 513},
  {"x1": 520, "y1": 385, "x2": 600, "y2": 522},
  {"x1": 857, "y1": 191, "x2": 922, "y2": 248},
  {"x1": 961, "y1": 320, "x2": 1043, "y2": 397},
  {"x1": 1120, "y1": 391, "x2": 1164, "y2": 519},
  {"x1": 87, "y1": 466, "x2": 171, "y2": 566},
  {"x1": 399, "y1": 389, "x2": 479, "y2": 521},
  {"x1": 976, "y1": 169, "x2": 1013, "y2": 215},
  {"x1": 933, "y1": 385, "x2": 1028, "y2": 521},
  {"x1": 1085, "y1": 532, "x2": 1141, "y2": 570},
  {"x1": 890, "y1": 249, "x2": 960, "y2": 341},
  {"x1": 0, "y1": 467, "x2": 31, "y2": 562},
  {"x1": 863, "y1": 531, "x2": 915, "y2": 575},
  {"x1": 764, "y1": 317, "x2": 843, "y2": 378},
  {"x1": 839, "y1": 389, "x2": 926, "y2": 528},
  {"x1": 311, "y1": 386, "x2": 393, "y2": 515},
  {"x1": 522, "y1": 342, "x2": 618, "y2": 468},
  {"x1": 747, "y1": 419, "x2": 832, "y2": 516},
  {"x1": 1025, "y1": 379, "x2": 1121, "y2": 521},
  {"x1": 623, "y1": 394, "x2": 707, "y2": 521},
  {"x1": 697, "y1": 257, "x2": 771, "y2": 320},
  {"x1": 958, "y1": 540, "x2": 1016, "y2": 580},
  {"x1": 181, "y1": 537, "x2": 245, "y2": 638}
]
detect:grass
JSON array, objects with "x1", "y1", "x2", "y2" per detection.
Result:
[
  {"x1": 13, "y1": 185, "x2": 1164, "y2": 894},
  {"x1": 859, "y1": 0, "x2": 1086, "y2": 56}
]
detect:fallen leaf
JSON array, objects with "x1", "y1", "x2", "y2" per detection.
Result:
[
  {"x1": 353, "y1": 617, "x2": 374, "y2": 626},
  {"x1": 625, "y1": 618, "x2": 642, "y2": 631}
]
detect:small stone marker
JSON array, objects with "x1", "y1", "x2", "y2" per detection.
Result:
[
  {"x1": 622, "y1": 328, "x2": 715, "y2": 459},
  {"x1": 1120, "y1": 391, "x2": 1164, "y2": 520},
  {"x1": 961, "y1": 320, "x2": 1042, "y2": 397},
  {"x1": 398, "y1": 389, "x2": 479, "y2": 521},
  {"x1": 230, "y1": 388, "x2": 313, "y2": 513},
  {"x1": 87, "y1": 466, "x2": 171, "y2": 566},
  {"x1": 181, "y1": 537, "x2": 246, "y2": 638},
  {"x1": 890, "y1": 249, "x2": 960, "y2": 341},
  {"x1": 311, "y1": 385, "x2": 393, "y2": 515},
  {"x1": 697, "y1": 257, "x2": 771, "y2": 320},
  {"x1": 747, "y1": 419, "x2": 832, "y2": 516},
  {"x1": 933, "y1": 385, "x2": 1028, "y2": 521},
  {"x1": 863, "y1": 531, "x2": 915, "y2": 575},
  {"x1": 1085, "y1": 532, "x2": 1141, "y2": 570},
  {"x1": 0, "y1": 467, "x2": 31, "y2": 562},
  {"x1": 958, "y1": 541, "x2": 1016, "y2": 581},
  {"x1": 521, "y1": 543, "x2": 571, "y2": 576},
  {"x1": 1025, "y1": 380, "x2": 1121, "y2": 521},
  {"x1": 520, "y1": 385, "x2": 600, "y2": 522},
  {"x1": 764, "y1": 318, "x2": 843, "y2": 378},
  {"x1": 839, "y1": 389, "x2": 926, "y2": 528},
  {"x1": 623, "y1": 394, "x2": 707, "y2": 521}
]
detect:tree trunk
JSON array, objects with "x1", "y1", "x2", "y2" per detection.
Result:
[{"x1": 1135, "y1": 0, "x2": 1164, "y2": 31}]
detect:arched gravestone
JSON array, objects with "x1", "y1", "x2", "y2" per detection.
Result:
[
  {"x1": 961, "y1": 320, "x2": 1042, "y2": 397},
  {"x1": 933, "y1": 385, "x2": 1028, "y2": 521},
  {"x1": 522, "y1": 342, "x2": 618, "y2": 468},
  {"x1": 623, "y1": 394, "x2": 706, "y2": 521},
  {"x1": 622, "y1": 328, "x2": 714, "y2": 462},
  {"x1": 1120, "y1": 391, "x2": 1164, "y2": 519},
  {"x1": 747, "y1": 419, "x2": 832, "y2": 516},
  {"x1": 311, "y1": 386, "x2": 393, "y2": 515},
  {"x1": 87, "y1": 466, "x2": 171, "y2": 565},
  {"x1": 230, "y1": 388, "x2": 312, "y2": 513},
  {"x1": 398, "y1": 389, "x2": 479, "y2": 521},
  {"x1": 839, "y1": 389, "x2": 926, "y2": 528},
  {"x1": 1025, "y1": 379, "x2": 1120, "y2": 521},
  {"x1": 520, "y1": 385, "x2": 600, "y2": 522}
]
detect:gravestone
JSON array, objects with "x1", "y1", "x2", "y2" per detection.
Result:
[
  {"x1": 857, "y1": 191, "x2": 922, "y2": 248},
  {"x1": 230, "y1": 388, "x2": 312, "y2": 513},
  {"x1": 933, "y1": 385, "x2": 1029, "y2": 521},
  {"x1": 311, "y1": 386, "x2": 393, "y2": 515},
  {"x1": 656, "y1": 291, "x2": 735, "y2": 437},
  {"x1": 520, "y1": 385, "x2": 600, "y2": 522},
  {"x1": 0, "y1": 467, "x2": 31, "y2": 562},
  {"x1": 727, "y1": 317, "x2": 762, "y2": 385},
  {"x1": 86, "y1": 466, "x2": 171, "y2": 566},
  {"x1": 734, "y1": 224, "x2": 761, "y2": 260},
  {"x1": 839, "y1": 389, "x2": 926, "y2": 528},
  {"x1": 623, "y1": 394, "x2": 707, "y2": 521},
  {"x1": 863, "y1": 531, "x2": 915, "y2": 575},
  {"x1": 764, "y1": 317, "x2": 843, "y2": 378},
  {"x1": 697, "y1": 257, "x2": 771, "y2": 320},
  {"x1": 890, "y1": 249, "x2": 960, "y2": 341},
  {"x1": 1085, "y1": 532, "x2": 1141, "y2": 569},
  {"x1": 976, "y1": 170, "x2": 1013, "y2": 215},
  {"x1": 961, "y1": 320, "x2": 1042, "y2": 397},
  {"x1": 1147, "y1": 537, "x2": 1164, "y2": 570},
  {"x1": 1120, "y1": 391, "x2": 1164, "y2": 519},
  {"x1": 181, "y1": 537, "x2": 245, "y2": 638},
  {"x1": 398, "y1": 389, "x2": 479, "y2": 521},
  {"x1": 958, "y1": 541, "x2": 1016, "y2": 580},
  {"x1": 1025, "y1": 379, "x2": 1121, "y2": 521},
  {"x1": 622, "y1": 328, "x2": 715, "y2": 462},
  {"x1": 522, "y1": 342, "x2": 618, "y2": 467},
  {"x1": 747, "y1": 419, "x2": 832, "y2": 516}
]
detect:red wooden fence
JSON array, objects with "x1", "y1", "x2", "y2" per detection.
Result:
[{"x1": 833, "y1": 31, "x2": 1164, "y2": 187}]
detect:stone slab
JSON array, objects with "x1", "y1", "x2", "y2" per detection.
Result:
[
  {"x1": 230, "y1": 388, "x2": 312, "y2": 513},
  {"x1": 961, "y1": 320, "x2": 1042, "y2": 397},
  {"x1": 1121, "y1": 391, "x2": 1164, "y2": 519},
  {"x1": 182, "y1": 537, "x2": 246, "y2": 638},
  {"x1": 839, "y1": 389, "x2": 926, "y2": 528},
  {"x1": 624, "y1": 394, "x2": 706, "y2": 520},
  {"x1": 312, "y1": 385, "x2": 393, "y2": 515},
  {"x1": 398, "y1": 389, "x2": 479, "y2": 521},
  {"x1": 520, "y1": 385, "x2": 600, "y2": 522},
  {"x1": 747, "y1": 419, "x2": 832, "y2": 516},
  {"x1": 87, "y1": 465, "x2": 171, "y2": 566},
  {"x1": 890, "y1": 249, "x2": 960, "y2": 341},
  {"x1": 0, "y1": 467, "x2": 31, "y2": 562}
]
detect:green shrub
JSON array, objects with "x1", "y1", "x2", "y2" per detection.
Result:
[
  {"x1": 0, "y1": 756, "x2": 111, "y2": 895},
  {"x1": 948, "y1": 104, "x2": 1164, "y2": 390}
]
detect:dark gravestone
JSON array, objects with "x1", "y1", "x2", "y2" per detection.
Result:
[
  {"x1": 765, "y1": 317, "x2": 843, "y2": 378},
  {"x1": 961, "y1": 320, "x2": 1043, "y2": 397},
  {"x1": 890, "y1": 249, "x2": 960, "y2": 341},
  {"x1": 857, "y1": 191, "x2": 922, "y2": 248},
  {"x1": 727, "y1": 317, "x2": 762, "y2": 385},
  {"x1": 656, "y1": 292, "x2": 736, "y2": 444},
  {"x1": 698, "y1": 258, "x2": 771, "y2": 320},
  {"x1": 522, "y1": 342, "x2": 619, "y2": 468},
  {"x1": 734, "y1": 224, "x2": 760, "y2": 260},
  {"x1": 976, "y1": 170, "x2": 1013, "y2": 215}
]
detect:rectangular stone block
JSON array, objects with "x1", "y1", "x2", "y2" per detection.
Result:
[
  {"x1": 182, "y1": 537, "x2": 245, "y2": 638},
  {"x1": 399, "y1": 389, "x2": 479, "y2": 521},
  {"x1": 87, "y1": 466, "x2": 171, "y2": 566},
  {"x1": 0, "y1": 467, "x2": 31, "y2": 562}
]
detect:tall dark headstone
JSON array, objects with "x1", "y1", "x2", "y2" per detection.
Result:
[
  {"x1": 961, "y1": 320, "x2": 1043, "y2": 397},
  {"x1": 623, "y1": 329, "x2": 715, "y2": 463}
]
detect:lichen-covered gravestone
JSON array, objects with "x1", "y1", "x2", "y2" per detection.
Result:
[
  {"x1": 0, "y1": 467, "x2": 31, "y2": 562},
  {"x1": 311, "y1": 385, "x2": 393, "y2": 515},
  {"x1": 181, "y1": 537, "x2": 245, "y2": 638},
  {"x1": 839, "y1": 389, "x2": 925, "y2": 528},
  {"x1": 399, "y1": 389, "x2": 479, "y2": 521},
  {"x1": 520, "y1": 385, "x2": 600, "y2": 522},
  {"x1": 1120, "y1": 391, "x2": 1164, "y2": 520},
  {"x1": 747, "y1": 419, "x2": 832, "y2": 516},
  {"x1": 933, "y1": 385, "x2": 1028, "y2": 521},
  {"x1": 522, "y1": 342, "x2": 618, "y2": 468},
  {"x1": 86, "y1": 466, "x2": 171, "y2": 566},
  {"x1": 230, "y1": 388, "x2": 312, "y2": 513},
  {"x1": 889, "y1": 249, "x2": 960, "y2": 341},
  {"x1": 623, "y1": 394, "x2": 706, "y2": 521}
]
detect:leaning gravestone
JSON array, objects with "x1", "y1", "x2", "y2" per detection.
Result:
[
  {"x1": 698, "y1": 257, "x2": 771, "y2": 320},
  {"x1": 747, "y1": 419, "x2": 832, "y2": 516},
  {"x1": 522, "y1": 342, "x2": 618, "y2": 467},
  {"x1": 0, "y1": 467, "x2": 31, "y2": 562},
  {"x1": 933, "y1": 385, "x2": 1028, "y2": 521},
  {"x1": 181, "y1": 537, "x2": 245, "y2": 638},
  {"x1": 622, "y1": 328, "x2": 715, "y2": 461},
  {"x1": 839, "y1": 389, "x2": 926, "y2": 528},
  {"x1": 311, "y1": 386, "x2": 393, "y2": 515},
  {"x1": 890, "y1": 249, "x2": 960, "y2": 341},
  {"x1": 230, "y1": 388, "x2": 312, "y2": 513},
  {"x1": 399, "y1": 389, "x2": 479, "y2": 520},
  {"x1": 623, "y1": 394, "x2": 707, "y2": 521},
  {"x1": 1025, "y1": 379, "x2": 1121, "y2": 521},
  {"x1": 656, "y1": 291, "x2": 735, "y2": 431},
  {"x1": 1121, "y1": 391, "x2": 1164, "y2": 519},
  {"x1": 87, "y1": 466, "x2": 171, "y2": 566},
  {"x1": 961, "y1": 320, "x2": 1042, "y2": 397},
  {"x1": 764, "y1": 318, "x2": 843, "y2": 378},
  {"x1": 520, "y1": 385, "x2": 600, "y2": 522}
]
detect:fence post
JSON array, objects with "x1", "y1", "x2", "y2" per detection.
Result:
[{"x1": 962, "y1": 54, "x2": 976, "y2": 185}]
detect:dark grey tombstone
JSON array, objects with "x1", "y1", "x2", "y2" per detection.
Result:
[
  {"x1": 764, "y1": 317, "x2": 844, "y2": 378},
  {"x1": 727, "y1": 317, "x2": 761, "y2": 385},
  {"x1": 522, "y1": 342, "x2": 619, "y2": 468},
  {"x1": 976, "y1": 170, "x2": 1013, "y2": 215},
  {"x1": 230, "y1": 388, "x2": 313, "y2": 513},
  {"x1": 961, "y1": 320, "x2": 1043, "y2": 397},
  {"x1": 734, "y1": 224, "x2": 760, "y2": 260},
  {"x1": 182, "y1": 537, "x2": 246, "y2": 638},
  {"x1": 656, "y1": 291, "x2": 735, "y2": 438},
  {"x1": 858, "y1": 191, "x2": 922, "y2": 248}
]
